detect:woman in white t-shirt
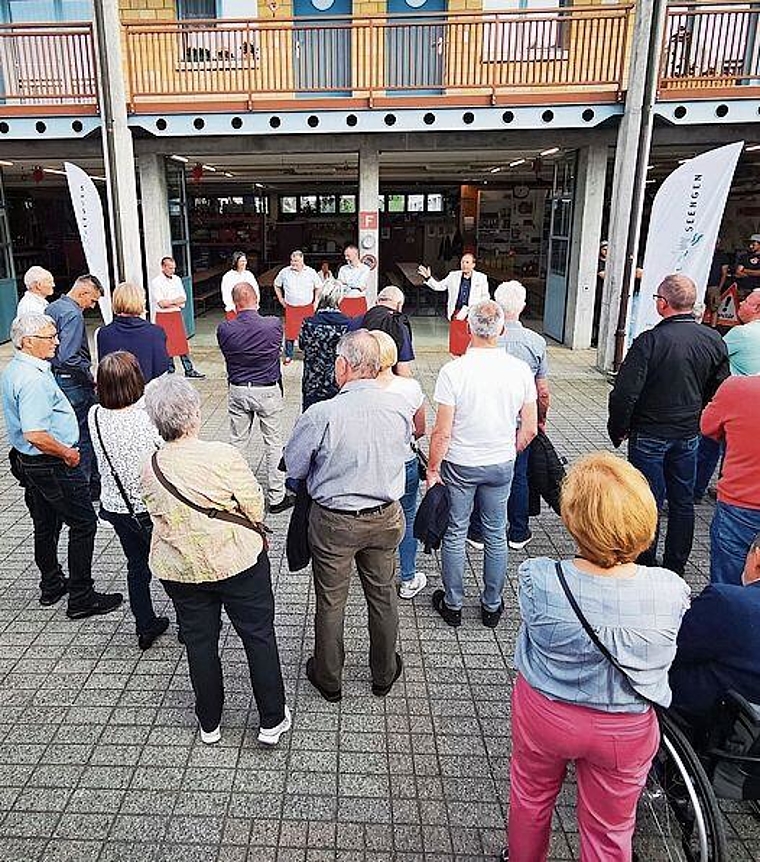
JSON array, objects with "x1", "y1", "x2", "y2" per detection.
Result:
[
  {"x1": 370, "y1": 330, "x2": 427, "y2": 600},
  {"x1": 220, "y1": 251, "x2": 259, "y2": 320}
]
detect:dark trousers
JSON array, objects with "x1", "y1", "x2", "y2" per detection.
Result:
[
  {"x1": 19, "y1": 454, "x2": 96, "y2": 606},
  {"x1": 54, "y1": 376, "x2": 100, "y2": 498},
  {"x1": 169, "y1": 355, "x2": 194, "y2": 374},
  {"x1": 628, "y1": 433, "x2": 699, "y2": 575},
  {"x1": 161, "y1": 553, "x2": 285, "y2": 733},
  {"x1": 308, "y1": 502, "x2": 405, "y2": 693},
  {"x1": 468, "y1": 445, "x2": 531, "y2": 543},
  {"x1": 694, "y1": 435, "x2": 723, "y2": 499},
  {"x1": 100, "y1": 509, "x2": 158, "y2": 634}
]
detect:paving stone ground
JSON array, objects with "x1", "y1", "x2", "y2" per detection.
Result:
[{"x1": 0, "y1": 313, "x2": 758, "y2": 861}]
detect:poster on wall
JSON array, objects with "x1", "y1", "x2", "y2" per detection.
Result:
[
  {"x1": 64, "y1": 162, "x2": 112, "y2": 324},
  {"x1": 629, "y1": 141, "x2": 744, "y2": 344}
]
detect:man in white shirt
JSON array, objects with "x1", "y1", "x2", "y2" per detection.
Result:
[
  {"x1": 417, "y1": 253, "x2": 490, "y2": 355},
  {"x1": 17, "y1": 265, "x2": 55, "y2": 316},
  {"x1": 428, "y1": 300, "x2": 537, "y2": 629},
  {"x1": 149, "y1": 257, "x2": 204, "y2": 378},
  {"x1": 337, "y1": 244, "x2": 370, "y2": 317},
  {"x1": 273, "y1": 250, "x2": 321, "y2": 364}
]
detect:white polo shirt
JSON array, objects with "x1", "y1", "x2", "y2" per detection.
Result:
[
  {"x1": 273, "y1": 265, "x2": 320, "y2": 307},
  {"x1": 221, "y1": 269, "x2": 259, "y2": 313},
  {"x1": 337, "y1": 262, "x2": 370, "y2": 295},
  {"x1": 150, "y1": 273, "x2": 186, "y2": 318},
  {"x1": 434, "y1": 347, "x2": 537, "y2": 466},
  {"x1": 17, "y1": 291, "x2": 49, "y2": 317}
]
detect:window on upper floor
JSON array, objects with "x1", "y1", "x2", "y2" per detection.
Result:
[
  {"x1": 482, "y1": 0, "x2": 566, "y2": 61},
  {"x1": 0, "y1": 0, "x2": 92, "y2": 22},
  {"x1": 176, "y1": 1, "x2": 253, "y2": 18},
  {"x1": 176, "y1": 1, "x2": 259, "y2": 66}
]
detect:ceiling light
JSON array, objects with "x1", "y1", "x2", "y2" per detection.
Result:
[
  {"x1": 509, "y1": 159, "x2": 526, "y2": 168},
  {"x1": 254, "y1": 182, "x2": 265, "y2": 188},
  {"x1": 645, "y1": 179, "x2": 657, "y2": 184},
  {"x1": 540, "y1": 147, "x2": 559, "y2": 157},
  {"x1": 43, "y1": 168, "x2": 66, "y2": 176},
  {"x1": 489, "y1": 167, "x2": 502, "y2": 174},
  {"x1": 90, "y1": 176, "x2": 107, "y2": 182},
  {"x1": 0, "y1": 159, "x2": 13, "y2": 167},
  {"x1": 647, "y1": 164, "x2": 654, "y2": 170},
  {"x1": 745, "y1": 144, "x2": 760, "y2": 152},
  {"x1": 677, "y1": 159, "x2": 688, "y2": 164},
  {"x1": 170, "y1": 154, "x2": 188, "y2": 163},
  {"x1": 224, "y1": 171, "x2": 234, "y2": 177},
  {"x1": 202, "y1": 164, "x2": 217, "y2": 172}
]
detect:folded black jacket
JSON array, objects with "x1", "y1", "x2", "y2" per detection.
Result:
[
  {"x1": 286, "y1": 481, "x2": 312, "y2": 572},
  {"x1": 608, "y1": 314, "x2": 729, "y2": 446},
  {"x1": 413, "y1": 483, "x2": 451, "y2": 554},
  {"x1": 528, "y1": 431, "x2": 566, "y2": 517}
]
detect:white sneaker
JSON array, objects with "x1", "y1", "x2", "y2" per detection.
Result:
[
  {"x1": 466, "y1": 537, "x2": 484, "y2": 551},
  {"x1": 258, "y1": 704, "x2": 292, "y2": 746},
  {"x1": 399, "y1": 572, "x2": 427, "y2": 600},
  {"x1": 199, "y1": 724, "x2": 221, "y2": 745},
  {"x1": 508, "y1": 533, "x2": 533, "y2": 551}
]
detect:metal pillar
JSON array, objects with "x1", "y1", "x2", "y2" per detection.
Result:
[{"x1": 358, "y1": 143, "x2": 380, "y2": 306}]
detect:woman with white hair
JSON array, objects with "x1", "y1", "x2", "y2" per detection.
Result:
[
  {"x1": 140, "y1": 375, "x2": 291, "y2": 748},
  {"x1": 299, "y1": 278, "x2": 351, "y2": 411}
]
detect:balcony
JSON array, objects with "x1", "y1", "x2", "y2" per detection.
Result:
[{"x1": 0, "y1": 21, "x2": 97, "y2": 114}]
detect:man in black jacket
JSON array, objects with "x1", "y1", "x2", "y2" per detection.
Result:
[
  {"x1": 608, "y1": 274, "x2": 729, "y2": 575},
  {"x1": 360, "y1": 286, "x2": 414, "y2": 377}
]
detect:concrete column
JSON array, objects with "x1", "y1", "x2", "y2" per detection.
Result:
[
  {"x1": 94, "y1": 0, "x2": 143, "y2": 289},
  {"x1": 564, "y1": 145, "x2": 607, "y2": 349},
  {"x1": 597, "y1": 0, "x2": 667, "y2": 371},
  {"x1": 138, "y1": 153, "x2": 172, "y2": 284},
  {"x1": 358, "y1": 143, "x2": 380, "y2": 305}
]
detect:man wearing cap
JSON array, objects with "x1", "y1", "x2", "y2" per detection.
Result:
[{"x1": 734, "y1": 234, "x2": 760, "y2": 297}]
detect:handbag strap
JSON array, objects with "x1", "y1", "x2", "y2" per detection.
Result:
[
  {"x1": 93, "y1": 407, "x2": 138, "y2": 519},
  {"x1": 150, "y1": 451, "x2": 271, "y2": 545},
  {"x1": 554, "y1": 561, "x2": 651, "y2": 702}
]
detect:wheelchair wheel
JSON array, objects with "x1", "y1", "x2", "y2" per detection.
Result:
[{"x1": 634, "y1": 711, "x2": 727, "y2": 861}]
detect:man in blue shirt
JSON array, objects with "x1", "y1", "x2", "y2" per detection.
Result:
[
  {"x1": 669, "y1": 532, "x2": 760, "y2": 722},
  {"x1": 46, "y1": 274, "x2": 103, "y2": 500},
  {"x1": 217, "y1": 282, "x2": 292, "y2": 514},
  {"x1": 1, "y1": 313, "x2": 122, "y2": 618}
]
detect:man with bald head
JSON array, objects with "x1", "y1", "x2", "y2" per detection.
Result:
[
  {"x1": 17, "y1": 266, "x2": 55, "y2": 316},
  {"x1": 217, "y1": 281, "x2": 292, "y2": 513},
  {"x1": 609, "y1": 274, "x2": 729, "y2": 575},
  {"x1": 360, "y1": 285, "x2": 415, "y2": 376}
]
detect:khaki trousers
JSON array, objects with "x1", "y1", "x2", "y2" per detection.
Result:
[{"x1": 308, "y1": 501, "x2": 405, "y2": 692}]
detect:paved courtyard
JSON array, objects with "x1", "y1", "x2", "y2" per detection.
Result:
[{"x1": 0, "y1": 314, "x2": 758, "y2": 861}]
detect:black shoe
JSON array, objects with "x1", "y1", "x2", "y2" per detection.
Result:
[
  {"x1": 306, "y1": 657, "x2": 342, "y2": 703},
  {"x1": 269, "y1": 494, "x2": 295, "y2": 514},
  {"x1": 372, "y1": 653, "x2": 403, "y2": 697},
  {"x1": 432, "y1": 589, "x2": 461, "y2": 627},
  {"x1": 481, "y1": 600, "x2": 504, "y2": 629},
  {"x1": 137, "y1": 616, "x2": 170, "y2": 651},
  {"x1": 498, "y1": 849, "x2": 509, "y2": 861},
  {"x1": 67, "y1": 591, "x2": 123, "y2": 620},
  {"x1": 184, "y1": 369, "x2": 205, "y2": 379},
  {"x1": 40, "y1": 578, "x2": 69, "y2": 607}
]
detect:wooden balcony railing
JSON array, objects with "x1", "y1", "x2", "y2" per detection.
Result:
[
  {"x1": 0, "y1": 22, "x2": 97, "y2": 114},
  {"x1": 122, "y1": 6, "x2": 633, "y2": 112},
  {"x1": 660, "y1": 1, "x2": 760, "y2": 97}
]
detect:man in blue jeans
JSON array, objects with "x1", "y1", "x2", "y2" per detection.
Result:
[
  {"x1": 608, "y1": 274, "x2": 729, "y2": 575},
  {"x1": 428, "y1": 300, "x2": 537, "y2": 628}
]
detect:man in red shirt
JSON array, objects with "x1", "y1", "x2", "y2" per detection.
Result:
[{"x1": 701, "y1": 374, "x2": 760, "y2": 584}]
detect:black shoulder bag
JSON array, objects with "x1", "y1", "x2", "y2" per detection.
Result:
[
  {"x1": 554, "y1": 561, "x2": 656, "y2": 708},
  {"x1": 150, "y1": 451, "x2": 271, "y2": 550},
  {"x1": 93, "y1": 407, "x2": 149, "y2": 533}
]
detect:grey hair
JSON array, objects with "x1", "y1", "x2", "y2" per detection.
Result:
[
  {"x1": 290, "y1": 249, "x2": 304, "y2": 260},
  {"x1": 377, "y1": 285, "x2": 405, "y2": 308},
  {"x1": 494, "y1": 280, "x2": 526, "y2": 317},
  {"x1": 317, "y1": 278, "x2": 344, "y2": 311},
  {"x1": 143, "y1": 375, "x2": 202, "y2": 442},
  {"x1": 468, "y1": 300, "x2": 505, "y2": 340},
  {"x1": 336, "y1": 329, "x2": 380, "y2": 379},
  {"x1": 659, "y1": 274, "x2": 696, "y2": 312},
  {"x1": 10, "y1": 313, "x2": 55, "y2": 349},
  {"x1": 24, "y1": 265, "x2": 52, "y2": 291}
]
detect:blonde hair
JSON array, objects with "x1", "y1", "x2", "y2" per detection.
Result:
[
  {"x1": 369, "y1": 329, "x2": 398, "y2": 371},
  {"x1": 560, "y1": 452, "x2": 657, "y2": 568},
  {"x1": 112, "y1": 282, "x2": 146, "y2": 316}
]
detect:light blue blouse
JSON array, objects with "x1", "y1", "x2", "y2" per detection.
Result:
[{"x1": 514, "y1": 557, "x2": 690, "y2": 712}]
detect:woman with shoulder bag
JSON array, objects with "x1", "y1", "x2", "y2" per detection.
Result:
[
  {"x1": 87, "y1": 351, "x2": 169, "y2": 650},
  {"x1": 140, "y1": 375, "x2": 291, "y2": 748},
  {"x1": 505, "y1": 452, "x2": 690, "y2": 862}
]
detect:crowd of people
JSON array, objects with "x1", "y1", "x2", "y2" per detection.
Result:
[{"x1": 3, "y1": 251, "x2": 760, "y2": 861}]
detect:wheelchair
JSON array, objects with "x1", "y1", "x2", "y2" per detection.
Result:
[{"x1": 635, "y1": 691, "x2": 760, "y2": 861}]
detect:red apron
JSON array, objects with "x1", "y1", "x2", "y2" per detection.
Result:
[
  {"x1": 155, "y1": 310, "x2": 189, "y2": 357},
  {"x1": 225, "y1": 310, "x2": 237, "y2": 322},
  {"x1": 284, "y1": 303, "x2": 313, "y2": 341},
  {"x1": 340, "y1": 296, "x2": 368, "y2": 318},
  {"x1": 449, "y1": 318, "x2": 470, "y2": 356}
]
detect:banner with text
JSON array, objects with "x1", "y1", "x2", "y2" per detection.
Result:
[
  {"x1": 629, "y1": 141, "x2": 743, "y2": 343},
  {"x1": 65, "y1": 162, "x2": 112, "y2": 324}
]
